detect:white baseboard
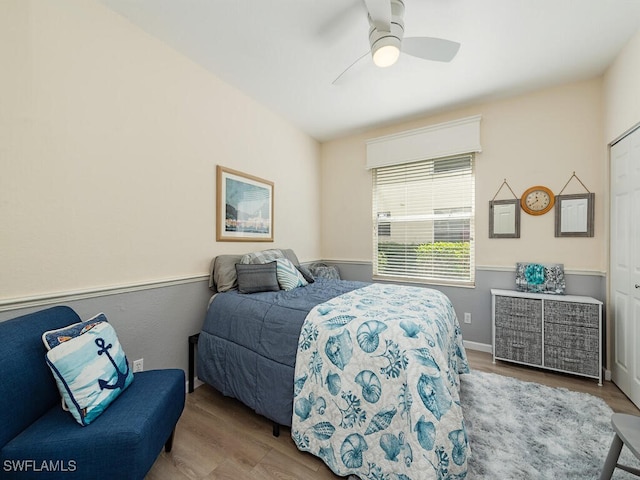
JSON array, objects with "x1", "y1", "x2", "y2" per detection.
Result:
[{"x1": 463, "y1": 340, "x2": 492, "y2": 353}]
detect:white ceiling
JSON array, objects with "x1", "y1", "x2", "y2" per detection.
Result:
[{"x1": 99, "y1": 0, "x2": 640, "y2": 142}]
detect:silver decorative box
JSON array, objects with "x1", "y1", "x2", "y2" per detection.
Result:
[{"x1": 515, "y1": 263, "x2": 565, "y2": 294}]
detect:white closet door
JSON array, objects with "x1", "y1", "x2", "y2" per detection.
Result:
[{"x1": 610, "y1": 126, "x2": 640, "y2": 408}]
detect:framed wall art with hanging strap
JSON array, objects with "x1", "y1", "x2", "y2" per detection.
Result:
[
  {"x1": 489, "y1": 179, "x2": 520, "y2": 238},
  {"x1": 554, "y1": 172, "x2": 594, "y2": 238}
]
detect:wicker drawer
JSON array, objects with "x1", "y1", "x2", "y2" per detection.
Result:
[
  {"x1": 545, "y1": 345, "x2": 599, "y2": 377},
  {"x1": 494, "y1": 327, "x2": 542, "y2": 366},
  {"x1": 494, "y1": 296, "x2": 542, "y2": 332},
  {"x1": 544, "y1": 323, "x2": 599, "y2": 351},
  {"x1": 492, "y1": 289, "x2": 602, "y2": 384},
  {"x1": 544, "y1": 300, "x2": 599, "y2": 328}
]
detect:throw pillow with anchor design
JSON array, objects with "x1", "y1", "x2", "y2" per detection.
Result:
[{"x1": 45, "y1": 318, "x2": 134, "y2": 426}]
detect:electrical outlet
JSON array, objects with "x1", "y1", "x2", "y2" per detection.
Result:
[
  {"x1": 464, "y1": 313, "x2": 471, "y2": 324},
  {"x1": 133, "y1": 358, "x2": 144, "y2": 373}
]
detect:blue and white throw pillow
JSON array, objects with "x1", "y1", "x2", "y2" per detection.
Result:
[
  {"x1": 276, "y1": 258, "x2": 309, "y2": 291},
  {"x1": 42, "y1": 313, "x2": 109, "y2": 410},
  {"x1": 45, "y1": 321, "x2": 134, "y2": 426}
]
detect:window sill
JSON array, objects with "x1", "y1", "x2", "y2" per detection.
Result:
[{"x1": 372, "y1": 274, "x2": 475, "y2": 289}]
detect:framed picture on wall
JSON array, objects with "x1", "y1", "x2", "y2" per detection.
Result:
[
  {"x1": 489, "y1": 199, "x2": 520, "y2": 238},
  {"x1": 216, "y1": 165, "x2": 274, "y2": 242},
  {"x1": 554, "y1": 193, "x2": 594, "y2": 237}
]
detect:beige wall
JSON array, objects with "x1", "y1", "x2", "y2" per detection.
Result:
[
  {"x1": 0, "y1": 0, "x2": 321, "y2": 300},
  {"x1": 604, "y1": 29, "x2": 640, "y2": 142},
  {"x1": 321, "y1": 78, "x2": 605, "y2": 274},
  {"x1": 3, "y1": 0, "x2": 635, "y2": 302}
]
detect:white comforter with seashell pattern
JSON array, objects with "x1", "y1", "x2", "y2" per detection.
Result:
[{"x1": 292, "y1": 283, "x2": 469, "y2": 480}]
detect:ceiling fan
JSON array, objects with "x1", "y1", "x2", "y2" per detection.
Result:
[{"x1": 333, "y1": 0, "x2": 460, "y2": 84}]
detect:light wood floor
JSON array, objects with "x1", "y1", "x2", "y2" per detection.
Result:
[{"x1": 146, "y1": 350, "x2": 639, "y2": 480}]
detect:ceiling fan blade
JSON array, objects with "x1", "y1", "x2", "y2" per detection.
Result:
[
  {"x1": 332, "y1": 51, "x2": 370, "y2": 85},
  {"x1": 403, "y1": 37, "x2": 461, "y2": 62},
  {"x1": 363, "y1": 0, "x2": 391, "y2": 31}
]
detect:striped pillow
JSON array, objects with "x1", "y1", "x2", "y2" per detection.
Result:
[
  {"x1": 240, "y1": 249, "x2": 284, "y2": 265},
  {"x1": 276, "y1": 258, "x2": 309, "y2": 291}
]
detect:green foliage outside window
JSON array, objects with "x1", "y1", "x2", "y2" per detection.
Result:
[
  {"x1": 416, "y1": 242, "x2": 470, "y2": 277},
  {"x1": 377, "y1": 241, "x2": 471, "y2": 280}
]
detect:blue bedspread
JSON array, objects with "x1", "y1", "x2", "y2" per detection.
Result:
[
  {"x1": 291, "y1": 283, "x2": 469, "y2": 480},
  {"x1": 197, "y1": 279, "x2": 367, "y2": 426}
]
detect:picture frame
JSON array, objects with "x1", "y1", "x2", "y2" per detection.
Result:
[
  {"x1": 216, "y1": 165, "x2": 274, "y2": 242},
  {"x1": 554, "y1": 193, "x2": 594, "y2": 238},
  {"x1": 489, "y1": 199, "x2": 520, "y2": 238}
]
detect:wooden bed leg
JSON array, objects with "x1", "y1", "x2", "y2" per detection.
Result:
[
  {"x1": 272, "y1": 423, "x2": 280, "y2": 437},
  {"x1": 164, "y1": 428, "x2": 175, "y2": 452}
]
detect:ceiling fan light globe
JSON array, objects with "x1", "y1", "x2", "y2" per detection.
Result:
[
  {"x1": 373, "y1": 44, "x2": 400, "y2": 67},
  {"x1": 368, "y1": 2, "x2": 403, "y2": 70}
]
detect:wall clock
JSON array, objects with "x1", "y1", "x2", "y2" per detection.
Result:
[{"x1": 520, "y1": 185, "x2": 555, "y2": 215}]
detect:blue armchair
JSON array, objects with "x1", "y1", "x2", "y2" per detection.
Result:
[{"x1": 0, "y1": 306, "x2": 185, "y2": 479}]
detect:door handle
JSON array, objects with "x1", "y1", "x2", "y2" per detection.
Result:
[{"x1": 636, "y1": 284, "x2": 640, "y2": 289}]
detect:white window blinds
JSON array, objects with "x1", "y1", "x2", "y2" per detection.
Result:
[{"x1": 372, "y1": 154, "x2": 475, "y2": 286}]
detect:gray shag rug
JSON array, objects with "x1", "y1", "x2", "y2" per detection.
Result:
[
  {"x1": 460, "y1": 370, "x2": 639, "y2": 479},
  {"x1": 347, "y1": 370, "x2": 639, "y2": 480}
]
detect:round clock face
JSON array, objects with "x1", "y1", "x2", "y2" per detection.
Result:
[{"x1": 520, "y1": 186, "x2": 555, "y2": 215}]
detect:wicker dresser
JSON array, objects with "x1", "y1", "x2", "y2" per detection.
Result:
[{"x1": 491, "y1": 289, "x2": 603, "y2": 385}]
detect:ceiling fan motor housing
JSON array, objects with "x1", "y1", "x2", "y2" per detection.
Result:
[{"x1": 368, "y1": 0, "x2": 405, "y2": 67}]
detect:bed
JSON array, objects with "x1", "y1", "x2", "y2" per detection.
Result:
[{"x1": 197, "y1": 249, "x2": 470, "y2": 479}]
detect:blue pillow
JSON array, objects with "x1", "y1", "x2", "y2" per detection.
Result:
[
  {"x1": 42, "y1": 313, "x2": 108, "y2": 350},
  {"x1": 42, "y1": 313, "x2": 109, "y2": 411},
  {"x1": 45, "y1": 321, "x2": 134, "y2": 426},
  {"x1": 276, "y1": 258, "x2": 309, "y2": 291}
]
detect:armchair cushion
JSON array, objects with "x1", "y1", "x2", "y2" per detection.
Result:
[{"x1": 1, "y1": 369, "x2": 185, "y2": 480}]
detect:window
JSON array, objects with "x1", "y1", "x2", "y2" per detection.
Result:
[
  {"x1": 377, "y1": 211, "x2": 391, "y2": 237},
  {"x1": 434, "y1": 207, "x2": 471, "y2": 242},
  {"x1": 372, "y1": 154, "x2": 475, "y2": 286}
]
